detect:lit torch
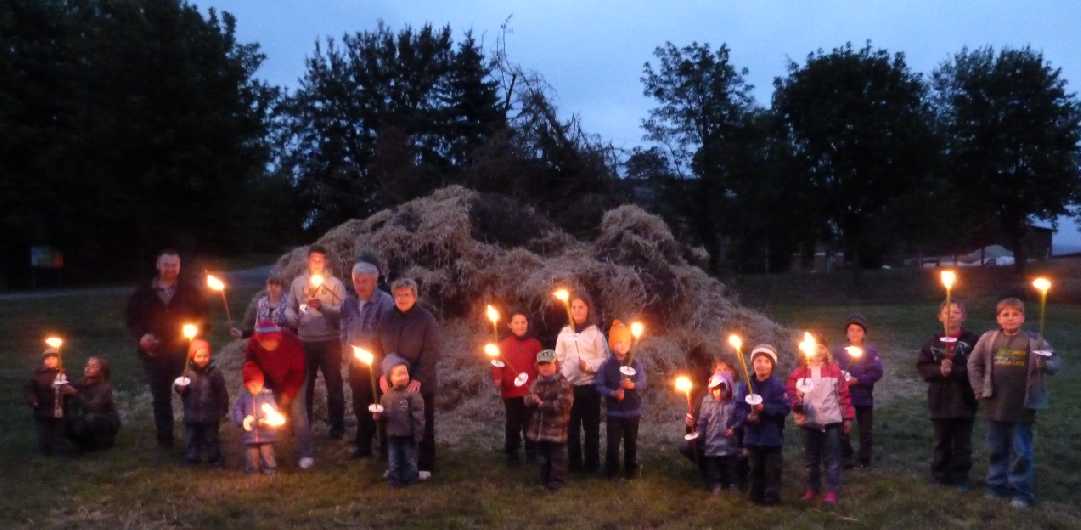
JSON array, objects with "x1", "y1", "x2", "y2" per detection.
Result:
[
  {"x1": 308, "y1": 273, "x2": 341, "y2": 303},
  {"x1": 45, "y1": 336, "x2": 67, "y2": 384},
  {"x1": 728, "y1": 334, "x2": 759, "y2": 405},
  {"x1": 553, "y1": 288, "x2": 573, "y2": 327},
  {"x1": 351, "y1": 346, "x2": 382, "y2": 411},
  {"x1": 206, "y1": 273, "x2": 233, "y2": 324},
  {"x1": 1032, "y1": 277, "x2": 1053, "y2": 357},
  {"x1": 486, "y1": 305, "x2": 501, "y2": 343},
  {"x1": 939, "y1": 270, "x2": 958, "y2": 343},
  {"x1": 176, "y1": 323, "x2": 198, "y2": 386},
  {"x1": 623, "y1": 321, "x2": 645, "y2": 375},
  {"x1": 261, "y1": 403, "x2": 287, "y2": 427}
]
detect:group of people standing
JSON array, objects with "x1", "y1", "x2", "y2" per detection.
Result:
[{"x1": 25, "y1": 246, "x2": 1060, "y2": 509}]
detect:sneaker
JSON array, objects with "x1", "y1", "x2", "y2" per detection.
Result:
[
  {"x1": 1009, "y1": 498, "x2": 1031, "y2": 510},
  {"x1": 382, "y1": 470, "x2": 390, "y2": 479},
  {"x1": 298, "y1": 457, "x2": 315, "y2": 469},
  {"x1": 823, "y1": 491, "x2": 838, "y2": 505},
  {"x1": 801, "y1": 489, "x2": 817, "y2": 502},
  {"x1": 263, "y1": 467, "x2": 277, "y2": 476},
  {"x1": 418, "y1": 470, "x2": 432, "y2": 481}
]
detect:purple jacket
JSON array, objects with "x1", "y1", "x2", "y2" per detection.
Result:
[
  {"x1": 834, "y1": 344, "x2": 884, "y2": 408},
  {"x1": 231, "y1": 389, "x2": 279, "y2": 445}
]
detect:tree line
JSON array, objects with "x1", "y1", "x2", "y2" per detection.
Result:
[{"x1": 3, "y1": 0, "x2": 1079, "y2": 285}]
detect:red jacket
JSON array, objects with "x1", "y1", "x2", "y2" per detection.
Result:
[
  {"x1": 786, "y1": 362, "x2": 855, "y2": 425},
  {"x1": 245, "y1": 331, "x2": 306, "y2": 403},
  {"x1": 492, "y1": 335, "x2": 541, "y2": 398}
]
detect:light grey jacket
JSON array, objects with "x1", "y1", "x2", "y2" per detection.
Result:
[{"x1": 968, "y1": 330, "x2": 1061, "y2": 411}]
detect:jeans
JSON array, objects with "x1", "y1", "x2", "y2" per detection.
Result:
[
  {"x1": 387, "y1": 436, "x2": 419, "y2": 486},
  {"x1": 349, "y1": 361, "x2": 383, "y2": 455},
  {"x1": 275, "y1": 376, "x2": 313, "y2": 460},
  {"x1": 303, "y1": 339, "x2": 344, "y2": 434},
  {"x1": 704, "y1": 454, "x2": 738, "y2": 489},
  {"x1": 35, "y1": 417, "x2": 65, "y2": 455},
  {"x1": 986, "y1": 420, "x2": 1035, "y2": 503},
  {"x1": 567, "y1": 385, "x2": 601, "y2": 472},
  {"x1": 803, "y1": 424, "x2": 843, "y2": 493},
  {"x1": 142, "y1": 353, "x2": 185, "y2": 443},
  {"x1": 841, "y1": 406, "x2": 873, "y2": 466},
  {"x1": 184, "y1": 421, "x2": 221, "y2": 463},
  {"x1": 245, "y1": 444, "x2": 277, "y2": 473},
  {"x1": 504, "y1": 397, "x2": 536, "y2": 459},
  {"x1": 537, "y1": 441, "x2": 567, "y2": 489},
  {"x1": 605, "y1": 416, "x2": 639, "y2": 477},
  {"x1": 931, "y1": 418, "x2": 973, "y2": 485},
  {"x1": 747, "y1": 446, "x2": 783, "y2": 503}
]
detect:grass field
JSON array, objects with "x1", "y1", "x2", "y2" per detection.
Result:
[{"x1": 1, "y1": 272, "x2": 1078, "y2": 529}]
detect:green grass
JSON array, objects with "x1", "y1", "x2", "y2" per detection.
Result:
[{"x1": 1, "y1": 281, "x2": 1079, "y2": 529}]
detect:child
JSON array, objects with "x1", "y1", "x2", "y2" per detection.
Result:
[
  {"x1": 696, "y1": 372, "x2": 738, "y2": 494},
  {"x1": 732, "y1": 344, "x2": 790, "y2": 505},
  {"x1": 834, "y1": 315, "x2": 884, "y2": 469},
  {"x1": 493, "y1": 310, "x2": 541, "y2": 465},
  {"x1": 66, "y1": 356, "x2": 121, "y2": 451},
  {"x1": 594, "y1": 320, "x2": 647, "y2": 479},
  {"x1": 525, "y1": 349, "x2": 574, "y2": 491},
  {"x1": 231, "y1": 275, "x2": 290, "y2": 338},
  {"x1": 968, "y1": 297, "x2": 1060, "y2": 509},
  {"x1": 787, "y1": 336, "x2": 854, "y2": 505},
  {"x1": 374, "y1": 355, "x2": 426, "y2": 487},
  {"x1": 25, "y1": 347, "x2": 76, "y2": 455},
  {"x1": 714, "y1": 358, "x2": 748, "y2": 490},
  {"x1": 232, "y1": 362, "x2": 280, "y2": 474},
  {"x1": 553, "y1": 292, "x2": 608, "y2": 473},
  {"x1": 917, "y1": 300, "x2": 979, "y2": 488},
  {"x1": 175, "y1": 339, "x2": 229, "y2": 465}
]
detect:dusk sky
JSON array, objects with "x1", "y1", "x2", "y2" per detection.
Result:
[{"x1": 196, "y1": 0, "x2": 1081, "y2": 251}]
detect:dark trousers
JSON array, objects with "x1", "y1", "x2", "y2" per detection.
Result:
[
  {"x1": 704, "y1": 454, "x2": 739, "y2": 489},
  {"x1": 349, "y1": 363, "x2": 383, "y2": 454},
  {"x1": 504, "y1": 397, "x2": 536, "y2": 460},
  {"x1": 66, "y1": 413, "x2": 119, "y2": 451},
  {"x1": 142, "y1": 353, "x2": 185, "y2": 444},
  {"x1": 387, "y1": 435, "x2": 419, "y2": 486},
  {"x1": 803, "y1": 424, "x2": 843, "y2": 493},
  {"x1": 184, "y1": 421, "x2": 221, "y2": 464},
  {"x1": 35, "y1": 417, "x2": 65, "y2": 455},
  {"x1": 419, "y1": 393, "x2": 436, "y2": 472},
  {"x1": 748, "y1": 446, "x2": 783, "y2": 503},
  {"x1": 605, "y1": 416, "x2": 639, "y2": 477},
  {"x1": 303, "y1": 339, "x2": 344, "y2": 434},
  {"x1": 931, "y1": 417, "x2": 974, "y2": 485},
  {"x1": 536, "y1": 441, "x2": 567, "y2": 489},
  {"x1": 841, "y1": 405, "x2": 874, "y2": 466},
  {"x1": 567, "y1": 385, "x2": 601, "y2": 472}
]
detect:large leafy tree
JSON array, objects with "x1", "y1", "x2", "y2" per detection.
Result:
[
  {"x1": 773, "y1": 42, "x2": 938, "y2": 269},
  {"x1": 1, "y1": 0, "x2": 283, "y2": 284},
  {"x1": 932, "y1": 46, "x2": 1081, "y2": 272}
]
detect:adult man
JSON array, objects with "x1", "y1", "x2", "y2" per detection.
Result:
[
  {"x1": 379, "y1": 278, "x2": 440, "y2": 479},
  {"x1": 125, "y1": 249, "x2": 208, "y2": 447},
  {"x1": 285, "y1": 245, "x2": 347, "y2": 438},
  {"x1": 340, "y1": 257, "x2": 395, "y2": 458}
]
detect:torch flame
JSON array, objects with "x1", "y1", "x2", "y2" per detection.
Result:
[
  {"x1": 799, "y1": 332, "x2": 817, "y2": 359},
  {"x1": 483, "y1": 343, "x2": 501, "y2": 358},
  {"x1": 261, "y1": 403, "x2": 286, "y2": 427},
  {"x1": 845, "y1": 346, "x2": 864, "y2": 359},
  {"x1": 940, "y1": 270, "x2": 957, "y2": 290},
  {"x1": 206, "y1": 274, "x2": 226, "y2": 292},
  {"x1": 45, "y1": 336, "x2": 64, "y2": 350},
  {"x1": 351, "y1": 346, "x2": 374, "y2": 366},
  {"x1": 486, "y1": 305, "x2": 500, "y2": 324},
  {"x1": 1032, "y1": 277, "x2": 1052, "y2": 292},
  {"x1": 181, "y1": 323, "x2": 198, "y2": 341},
  {"x1": 553, "y1": 288, "x2": 570, "y2": 303},
  {"x1": 674, "y1": 375, "x2": 693, "y2": 394},
  {"x1": 630, "y1": 321, "x2": 645, "y2": 340},
  {"x1": 310, "y1": 274, "x2": 325, "y2": 289},
  {"x1": 727, "y1": 334, "x2": 743, "y2": 351}
]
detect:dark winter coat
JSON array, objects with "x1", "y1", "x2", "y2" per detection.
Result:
[
  {"x1": 25, "y1": 367, "x2": 75, "y2": 419},
  {"x1": 378, "y1": 305, "x2": 441, "y2": 396},
  {"x1": 175, "y1": 363, "x2": 229, "y2": 424},
  {"x1": 526, "y1": 373, "x2": 574, "y2": 443},
  {"x1": 732, "y1": 375, "x2": 790, "y2": 448},
  {"x1": 834, "y1": 344, "x2": 885, "y2": 408},
  {"x1": 916, "y1": 330, "x2": 979, "y2": 419},
  {"x1": 379, "y1": 387, "x2": 426, "y2": 442},
  {"x1": 126, "y1": 278, "x2": 208, "y2": 359},
  {"x1": 231, "y1": 389, "x2": 280, "y2": 445}
]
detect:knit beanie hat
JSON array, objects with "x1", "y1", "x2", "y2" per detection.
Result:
[
  {"x1": 254, "y1": 320, "x2": 282, "y2": 340},
  {"x1": 750, "y1": 344, "x2": 778, "y2": 366},
  {"x1": 536, "y1": 349, "x2": 557, "y2": 364},
  {"x1": 381, "y1": 353, "x2": 409, "y2": 379},
  {"x1": 242, "y1": 361, "x2": 264, "y2": 385},
  {"x1": 845, "y1": 314, "x2": 868, "y2": 333},
  {"x1": 608, "y1": 320, "x2": 633, "y2": 352}
]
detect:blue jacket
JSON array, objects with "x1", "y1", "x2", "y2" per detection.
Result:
[
  {"x1": 594, "y1": 357, "x2": 646, "y2": 418},
  {"x1": 834, "y1": 344, "x2": 884, "y2": 408},
  {"x1": 697, "y1": 377, "x2": 737, "y2": 457},
  {"x1": 231, "y1": 389, "x2": 279, "y2": 445},
  {"x1": 732, "y1": 375, "x2": 790, "y2": 448}
]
